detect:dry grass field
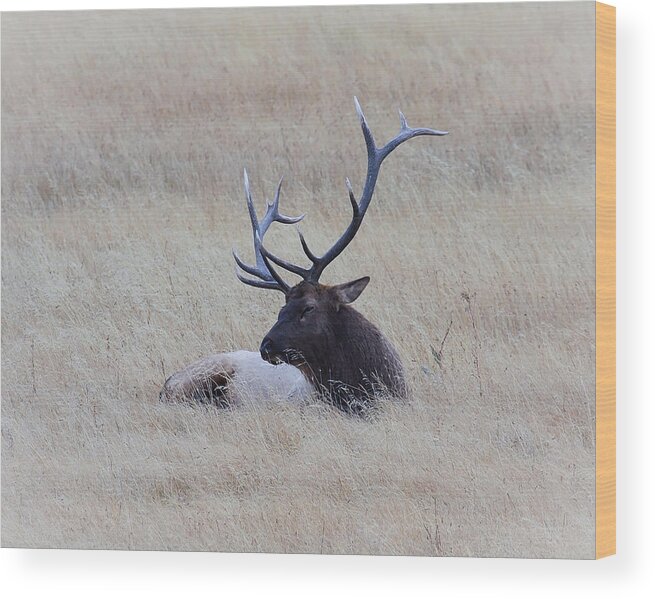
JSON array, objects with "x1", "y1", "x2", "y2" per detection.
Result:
[{"x1": 1, "y1": 4, "x2": 596, "y2": 557}]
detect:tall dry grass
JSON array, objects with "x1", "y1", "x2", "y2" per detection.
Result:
[{"x1": 1, "y1": 3, "x2": 596, "y2": 557}]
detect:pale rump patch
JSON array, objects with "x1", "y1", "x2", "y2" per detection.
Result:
[{"x1": 160, "y1": 350, "x2": 312, "y2": 407}]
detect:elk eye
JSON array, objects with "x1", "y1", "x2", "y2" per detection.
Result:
[{"x1": 301, "y1": 306, "x2": 315, "y2": 319}]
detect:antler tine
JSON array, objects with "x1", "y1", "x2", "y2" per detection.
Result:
[
  {"x1": 302, "y1": 97, "x2": 448, "y2": 282},
  {"x1": 297, "y1": 228, "x2": 320, "y2": 265},
  {"x1": 234, "y1": 267, "x2": 284, "y2": 291},
  {"x1": 354, "y1": 96, "x2": 376, "y2": 158},
  {"x1": 259, "y1": 244, "x2": 311, "y2": 278},
  {"x1": 261, "y1": 177, "x2": 305, "y2": 228},
  {"x1": 233, "y1": 169, "x2": 304, "y2": 294},
  {"x1": 257, "y1": 234, "x2": 293, "y2": 292},
  {"x1": 377, "y1": 108, "x2": 449, "y2": 163},
  {"x1": 345, "y1": 177, "x2": 359, "y2": 217}
]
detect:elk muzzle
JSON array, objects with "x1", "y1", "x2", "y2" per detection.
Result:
[{"x1": 259, "y1": 336, "x2": 282, "y2": 365}]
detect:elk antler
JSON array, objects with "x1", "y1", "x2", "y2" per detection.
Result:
[
  {"x1": 233, "y1": 169, "x2": 304, "y2": 293},
  {"x1": 234, "y1": 98, "x2": 447, "y2": 292}
]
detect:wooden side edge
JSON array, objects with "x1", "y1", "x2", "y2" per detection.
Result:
[{"x1": 595, "y1": 1, "x2": 616, "y2": 560}]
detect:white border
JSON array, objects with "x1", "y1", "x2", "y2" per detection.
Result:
[{"x1": 1, "y1": 0, "x2": 653, "y2": 597}]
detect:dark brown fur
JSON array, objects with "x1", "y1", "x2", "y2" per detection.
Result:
[{"x1": 259, "y1": 279, "x2": 407, "y2": 414}]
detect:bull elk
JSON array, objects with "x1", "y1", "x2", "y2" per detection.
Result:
[{"x1": 161, "y1": 98, "x2": 447, "y2": 414}]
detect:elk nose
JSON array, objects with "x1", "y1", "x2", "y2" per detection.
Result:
[{"x1": 260, "y1": 337, "x2": 276, "y2": 362}]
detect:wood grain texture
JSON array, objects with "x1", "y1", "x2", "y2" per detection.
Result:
[{"x1": 595, "y1": 1, "x2": 616, "y2": 559}]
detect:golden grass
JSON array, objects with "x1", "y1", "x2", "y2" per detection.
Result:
[{"x1": 1, "y1": 3, "x2": 596, "y2": 557}]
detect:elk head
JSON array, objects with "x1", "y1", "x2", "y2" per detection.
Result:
[{"x1": 232, "y1": 98, "x2": 447, "y2": 412}]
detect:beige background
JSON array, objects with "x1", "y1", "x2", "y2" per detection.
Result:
[{"x1": 2, "y1": 3, "x2": 596, "y2": 557}]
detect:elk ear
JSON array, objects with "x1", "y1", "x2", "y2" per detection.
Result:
[{"x1": 332, "y1": 276, "x2": 370, "y2": 307}]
